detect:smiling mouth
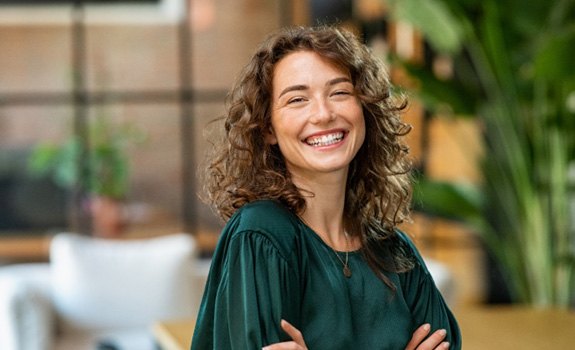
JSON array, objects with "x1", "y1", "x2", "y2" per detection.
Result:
[{"x1": 304, "y1": 132, "x2": 345, "y2": 147}]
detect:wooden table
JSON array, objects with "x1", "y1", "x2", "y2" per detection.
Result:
[
  {"x1": 152, "y1": 319, "x2": 195, "y2": 350},
  {"x1": 455, "y1": 306, "x2": 575, "y2": 349},
  {"x1": 152, "y1": 306, "x2": 575, "y2": 349}
]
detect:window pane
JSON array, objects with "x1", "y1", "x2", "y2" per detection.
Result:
[
  {"x1": 85, "y1": 24, "x2": 179, "y2": 92},
  {"x1": 0, "y1": 106, "x2": 73, "y2": 235},
  {"x1": 192, "y1": 0, "x2": 282, "y2": 90},
  {"x1": 0, "y1": 26, "x2": 71, "y2": 94},
  {"x1": 88, "y1": 103, "x2": 185, "y2": 236}
]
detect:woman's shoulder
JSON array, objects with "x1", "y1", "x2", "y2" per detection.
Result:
[
  {"x1": 388, "y1": 229, "x2": 425, "y2": 267},
  {"x1": 394, "y1": 230, "x2": 424, "y2": 260},
  {"x1": 394, "y1": 230, "x2": 417, "y2": 251},
  {"x1": 392, "y1": 229, "x2": 434, "y2": 277},
  {"x1": 234, "y1": 199, "x2": 299, "y2": 229},
  {"x1": 223, "y1": 200, "x2": 301, "y2": 255}
]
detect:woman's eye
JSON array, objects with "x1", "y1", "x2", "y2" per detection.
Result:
[
  {"x1": 332, "y1": 90, "x2": 351, "y2": 97},
  {"x1": 287, "y1": 97, "x2": 306, "y2": 104}
]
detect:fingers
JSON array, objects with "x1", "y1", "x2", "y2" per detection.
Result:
[
  {"x1": 417, "y1": 329, "x2": 449, "y2": 350},
  {"x1": 425, "y1": 329, "x2": 448, "y2": 349},
  {"x1": 262, "y1": 342, "x2": 302, "y2": 350},
  {"x1": 405, "y1": 323, "x2": 431, "y2": 350},
  {"x1": 262, "y1": 320, "x2": 307, "y2": 350},
  {"x1": 262, "y1": 341, "x2": 302, "y2": 350},
  {"x1": 405, "y1": 324, "x2": 450, "y2": 350},
  {"x1": 434, "y1": 341, "x2": 450, "y2": 350},
  {"x1": 280, "y1": 319, "x2": 306, "y2": 347}
]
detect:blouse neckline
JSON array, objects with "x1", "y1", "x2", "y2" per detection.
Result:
[{"x1": 296, "y1": 216, "x2": 362, "y2": 254}]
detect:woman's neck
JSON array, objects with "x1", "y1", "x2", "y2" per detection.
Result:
[{"x1": 292, "y1": 172, "x2": 352, "y2": 250}]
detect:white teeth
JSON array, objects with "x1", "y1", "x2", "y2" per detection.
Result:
[{"x1": 305, "y1": 132, "x2": 344, "y2": 147}]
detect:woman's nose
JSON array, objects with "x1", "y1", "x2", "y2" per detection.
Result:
[{"x1": 310, "y1": 99, "x2": 335, "y2": 124}]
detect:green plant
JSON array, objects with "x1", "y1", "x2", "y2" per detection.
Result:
[
  {"x1": 29, "y1": 117, "x2": 143, "y2": 200},
  {"x1": 386, "y1": 0, "x2": 575, "y2": 307}
]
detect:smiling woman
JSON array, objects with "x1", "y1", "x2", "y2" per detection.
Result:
[
  {"x1": 267, "y1": 51, "x2": 365, "y2": 178},
  {"x1": 193, "y1": 25, "x2": 461, "y2": 350}
]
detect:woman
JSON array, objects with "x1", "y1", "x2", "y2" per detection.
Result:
[{"x1": 192, "y1": 26, "x2": 461, "y2": 349}]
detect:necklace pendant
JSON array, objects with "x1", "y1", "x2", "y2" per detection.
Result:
[{"x1": 343, "y1": 265, "x2": 352, "y2": 278}]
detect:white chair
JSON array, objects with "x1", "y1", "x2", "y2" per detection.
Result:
[
  {"x1": 0, "y1": 232, "x2": 203, "y2": 350},
  {"x1": 424, "y1": 257, "x2": 456, "y2": 305}
]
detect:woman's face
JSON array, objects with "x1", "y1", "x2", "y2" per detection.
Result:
[{"x1": 267, "y1": 50, "x2": 365, "y2": 180}]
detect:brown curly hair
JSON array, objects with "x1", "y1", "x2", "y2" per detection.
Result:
[{"x1": 202, "y1": 25, "x2": 414, "y2": 277}]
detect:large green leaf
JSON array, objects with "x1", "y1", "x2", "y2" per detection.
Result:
[
  {"x1": 534, "y1": 27, "x2": 575, "y2": 81},
  {"x1": 387, "y1": 0, "x2": 465, "y2": 54},
  {"x1": 398, "y1": 59, "x2": 477, "y2": 116},
  {"x1": 412, "y1": 178, "x2": 483, "y2": 224},
  {"x1": 393, "y1": 0, "x2": 575, "y2": 307}
]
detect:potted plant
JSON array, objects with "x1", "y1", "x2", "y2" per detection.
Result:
[
  {"x1": 28, "y1": 116, "x2": 144, "y2": 238},
  {"x1": 384, "y1": 0, "x2": 575, "y2": 307}
]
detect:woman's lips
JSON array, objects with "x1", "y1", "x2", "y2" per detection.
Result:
[{"x1": 304, "y1": 131, "x2": 345, "y2": 147}]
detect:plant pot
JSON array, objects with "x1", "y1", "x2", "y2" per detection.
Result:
[{"x1": 90, "y1": 196, "x2": 125, "y2": 238}]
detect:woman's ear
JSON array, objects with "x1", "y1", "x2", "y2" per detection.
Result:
[{"x1": 265, "y1": 126, "x2": 278, "y2": 145}]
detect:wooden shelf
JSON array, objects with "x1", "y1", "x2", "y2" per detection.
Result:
[
  {"x1": 0, "y1": 227, "x2": 219, "y2": 263},
  {"x1": 0, "y1": 235, "x2": 53, "y2": 262}
]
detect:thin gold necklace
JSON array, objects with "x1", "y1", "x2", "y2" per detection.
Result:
[
  {"x1": 299, "y1": 216, "x2": 352, "y2": 278},
  {"x1": 335, "y1": 232, "x2": 352, "y2": 278}
]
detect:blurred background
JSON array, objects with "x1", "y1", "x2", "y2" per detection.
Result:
[{"x1": 0, "y1": 0, "x2": 574, "y2": 349}]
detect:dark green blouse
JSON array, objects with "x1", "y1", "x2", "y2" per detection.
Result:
[{"x1": 191, "y1": 200, "x2": 461, "y2": 349}]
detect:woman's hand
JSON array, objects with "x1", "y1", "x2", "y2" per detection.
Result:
[
  {"x1": 262, "y1": 319, "x2": 307, "y2": 350},
  {"x1": 262, "y1": 321, "x2": 448, "y2": 350},
  {"x1": 405, "y1": 323, "x2": 450, "y2": 350}
]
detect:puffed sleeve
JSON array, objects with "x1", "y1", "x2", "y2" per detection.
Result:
[
  {"x1": 397, "y1": 232, "x2": 462, "y2": 349},
  {"x1": 191, "y1": 223, "x2": 302, "y2": 349}
]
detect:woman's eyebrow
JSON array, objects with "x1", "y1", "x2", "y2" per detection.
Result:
[
  {"x1": 326, "y1": 77, "x2": 352, "y2": 87},
  {"x1": 277, "y1": 77, "x2": 352, "y2": 99},
  {"x1": 278, "y1": 84, "x2": 308, "y2": 99}
]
